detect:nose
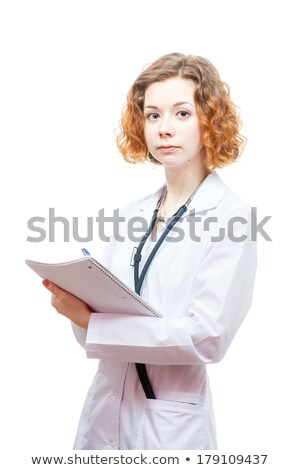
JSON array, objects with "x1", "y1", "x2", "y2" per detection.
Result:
[
  {"x1": 158, "y1": 116, "x2": 175, "y2": 138},
  {"x1": 159, "y1": 129, "x2": 174, "y2": 138}
]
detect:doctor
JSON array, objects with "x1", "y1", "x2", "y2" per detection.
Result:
[{"x1": 43, "y1": 53, "x2": 257, "y2": 450}]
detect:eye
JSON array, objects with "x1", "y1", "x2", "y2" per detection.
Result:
[
  {"x1": 177, "y1": 110, "x2": 190, "y2": 118},
  {"x1": 145, "y1": 112, "x2": 160, "y2": 120}
]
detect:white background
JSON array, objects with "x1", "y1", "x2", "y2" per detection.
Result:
[{"x1": 1, "y1": 0, "x2": 299, "y2": 467}]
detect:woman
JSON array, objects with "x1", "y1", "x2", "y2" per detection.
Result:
[{"x1": 43, "y1": 53, "x2": 257, "y2": 450}]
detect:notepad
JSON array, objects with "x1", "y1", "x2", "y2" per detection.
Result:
[{"x1": 25, "y1": 257, "x2": 162, "y2": 318}]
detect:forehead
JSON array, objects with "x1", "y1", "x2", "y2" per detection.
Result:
[{"x1": 144, "y1": 77, "x2": 196, "y2": 106}]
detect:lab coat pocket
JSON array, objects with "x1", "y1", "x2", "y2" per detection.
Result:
[{"x1": 135, "y1": 399, "x2": 205, "y2": 450}]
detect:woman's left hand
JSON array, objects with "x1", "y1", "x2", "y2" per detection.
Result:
[{"x1": 42, "y1": 279, "x2": 92, "y2": 329}]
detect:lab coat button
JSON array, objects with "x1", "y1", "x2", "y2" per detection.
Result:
[
  {"x1": 108, "y1": 440, "x2": 116, "y2": 448},
  {"x1": 113, "y1": 390, "x2": 119, "y2": 397}
]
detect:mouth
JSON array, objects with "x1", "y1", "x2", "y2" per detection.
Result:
[{"x1": 157, "y1": 145, "x2": 180, "y2": 150}]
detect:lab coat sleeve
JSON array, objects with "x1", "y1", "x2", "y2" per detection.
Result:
[{"x1": 84, "y1": 205, "x2": 257, "y2": 365}]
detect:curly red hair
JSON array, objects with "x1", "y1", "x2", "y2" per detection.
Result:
[{"x1": 116, "y1": 53, "x2": 246, "y2": 171}]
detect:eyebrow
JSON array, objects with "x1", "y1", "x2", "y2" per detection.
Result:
[{"x1": 144, "y1": 101, "x2": 195, "y2": 110}]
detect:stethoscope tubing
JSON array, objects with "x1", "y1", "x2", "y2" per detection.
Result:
[
  {"x1": 133, "y1": 203, "x2": 188, "y2": 399},
  {"x1": 134, "y1": 205, "x2": 187, "y2": 294}
]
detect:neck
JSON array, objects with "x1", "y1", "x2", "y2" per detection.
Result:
[{"x1": 163, "y1": 164, "x2": 209, "y2": 206}]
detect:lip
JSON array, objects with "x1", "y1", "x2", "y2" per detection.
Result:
[
  {"x1": 158, "y1": 145, "x2": 179, "y2": 149},
  {"x1": 157, "y1": 146, "x2": 180, "y2": 152}
]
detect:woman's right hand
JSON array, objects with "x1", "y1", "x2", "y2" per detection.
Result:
[{"x1": 42, "y1": 279, "x2": 92, "y2": 329}]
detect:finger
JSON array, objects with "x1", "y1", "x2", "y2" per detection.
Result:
[
  {"x1": 51, "y1": 293, "x2": 62, "y2": 309},
  {"x1": 42, "y1": 279, "x2": 65, "y2": 297}
]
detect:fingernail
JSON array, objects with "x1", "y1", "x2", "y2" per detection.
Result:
[{"x1": 42, "y1": 279, "x2": 50, "y2": 287}]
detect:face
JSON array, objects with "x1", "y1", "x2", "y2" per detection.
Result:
[{"x1": 143, "y1": 77, "x2": 203, "y2": 170}]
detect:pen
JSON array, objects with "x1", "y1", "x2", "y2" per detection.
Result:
[{"x1": 82, "y1": 248, "x2": 91, "y2": 257}]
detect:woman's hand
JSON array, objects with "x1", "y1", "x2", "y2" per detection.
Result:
[{"x1": 42, "y1": 279, "x2": 92, "y2": 329}]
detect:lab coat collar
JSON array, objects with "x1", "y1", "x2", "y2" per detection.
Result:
[{"x1": 136, "y1": 171, "x2": 227, "y2": 216}]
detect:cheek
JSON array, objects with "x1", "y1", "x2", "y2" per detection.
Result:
[
  {"x1": 143, "y1": 125, "x2": 153, "y2": 147},
  {"x1": 187, "y1": 122, "x2": 202, "y2": 147}
]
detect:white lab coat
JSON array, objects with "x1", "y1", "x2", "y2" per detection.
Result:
[{"x1": 71, "y1": 171, "x2": 257, "y2": 450}]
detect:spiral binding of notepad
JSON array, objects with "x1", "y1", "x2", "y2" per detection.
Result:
[{"x1": 87, "y1": 258, "x2": 161, "y2": 318}]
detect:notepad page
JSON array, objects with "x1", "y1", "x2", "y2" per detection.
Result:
[{"x1": 26, "y1": 257, "x2": 161, "y2": 318}]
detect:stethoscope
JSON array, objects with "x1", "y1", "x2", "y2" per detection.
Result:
[{"x1": 132, "y1": 181, "x2": 204, "y2": 399}]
